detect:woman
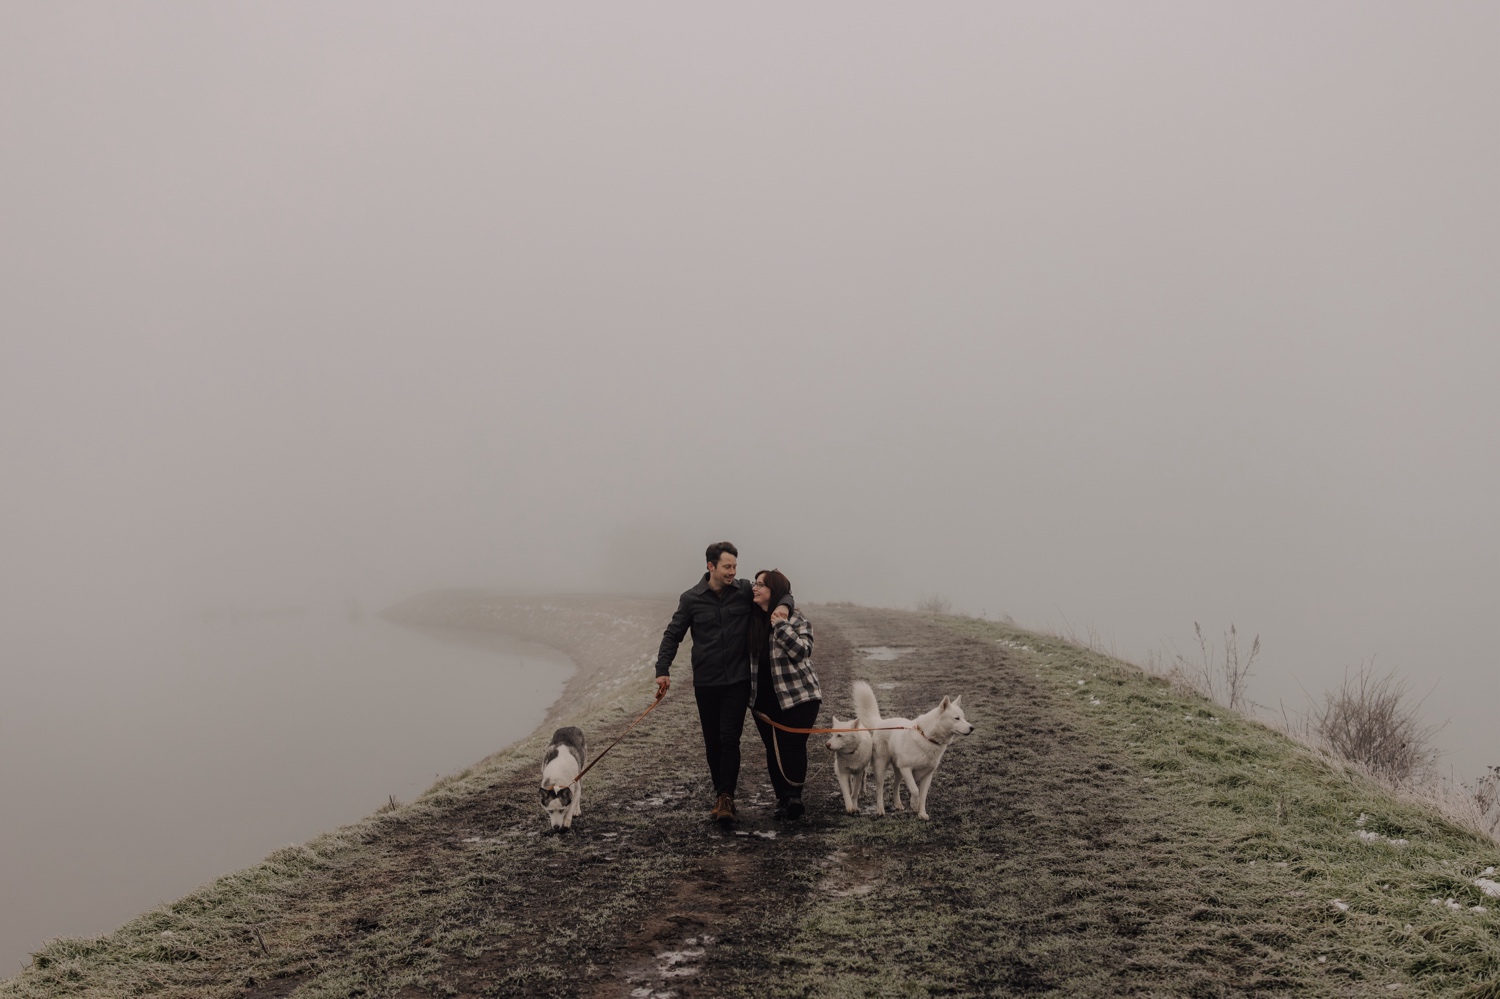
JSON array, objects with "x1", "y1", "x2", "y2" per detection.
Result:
[{"x1": 748, "y1": 569, "x2": 823, "y2": 820}]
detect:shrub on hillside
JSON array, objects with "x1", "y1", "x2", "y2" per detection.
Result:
[
  {"x1": 916, "y1": 593, "x2": 952, "y2": 615},
  {"x1": 1313, "y1": 664, "x2": 1442, "y2": 783}
]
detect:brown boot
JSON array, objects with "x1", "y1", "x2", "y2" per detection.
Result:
[{"x1": 711, "y1": 792, "x2": 736, "y2": 824}]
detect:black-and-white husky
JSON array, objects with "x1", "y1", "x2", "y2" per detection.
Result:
[
  {"x1": 852, "y1": 680, "x2": 974, "y2": 821},
  {"x1": 540, "y1": 726, "x2": 586, "y2": 832}
]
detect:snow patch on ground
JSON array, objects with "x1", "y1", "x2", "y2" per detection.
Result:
[
  {"x1": 1354, "y1": 829, "x2": 1409, "y2": 847},
  {"x1": 632, "y1": 788, "x2": 688, "y2": 810},
  {"x1": 1431, "y1": 897, "x2": 1487, "y2": 913},
  {"x1": 1352, "y1": 818, "x2": 1410, "y2": 847},
  {"x1": 654, "y1": 946, "x2": 706, "y2": 976},
  {"x1": 859, "y1": 646, "x2": 915, "y2": 661}
]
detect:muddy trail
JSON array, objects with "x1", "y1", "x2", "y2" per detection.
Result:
[{"x1": 244, "y1": 603, "x2": 1278, "y2": 997}]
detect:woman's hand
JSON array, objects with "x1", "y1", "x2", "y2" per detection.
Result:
[{"x1": 771, "y1": 605, "x2": 790, "y2": 624}]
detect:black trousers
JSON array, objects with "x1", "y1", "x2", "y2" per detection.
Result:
[
  {"x1": 752, "y1": 695, "x2": 822, "y2": 802},
  {"x1": 694, "y1": 680, "x2": 751, "y2": 796}
]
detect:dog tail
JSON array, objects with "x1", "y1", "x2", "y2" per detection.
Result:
[{"x1": 852, "y1": 679, "x2": 882, "y2": 730}]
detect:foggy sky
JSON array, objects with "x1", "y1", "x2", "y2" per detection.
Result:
[{"x1": 2, "y1": 4, "x2": 1496, "y2": 774}]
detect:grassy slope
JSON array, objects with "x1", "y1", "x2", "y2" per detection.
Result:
[
  {"x1": 775, "y1": 609, "x2": 1499, "y2": 998},
  {"x1": 2, "y1": 598, "x2": 1495, "y2": 998}
]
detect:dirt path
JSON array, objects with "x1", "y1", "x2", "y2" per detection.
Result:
[
  {"x1": 374, "y1": 601, "x2": 875, "y2": 999},
  {"x1": 358, "y1": 602, "x2": 1278, "y2": 997}
]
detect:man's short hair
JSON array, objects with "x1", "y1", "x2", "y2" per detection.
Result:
[{"x1": 705, "y1": 541, "x2": 738, "y2": 566}]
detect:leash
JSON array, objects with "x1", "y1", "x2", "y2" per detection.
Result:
[
  {"x1": 768, "y1": 724, "x2": 805, "y2": 788},
  {"x1": 751, "y1": 711, "x2": 912, "y2": 735},
  {"x1": 543, "y1": 686, "x2": 667, "y2": 791},
  {"x1": 753, "y1": 710, "x2": 914, "y2": 790}
]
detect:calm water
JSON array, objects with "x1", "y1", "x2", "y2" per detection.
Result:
[{"x1": 0, "y1": 608, "x2": 572, "y2": 975}]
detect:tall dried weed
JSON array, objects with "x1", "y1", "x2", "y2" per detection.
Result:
[
  {"x1": 1145, "y1": 622, "x2": 1259, "y2": 712},
  {"x1": 1471, "y1": 766, "x2": 1500, "y2": 839}
]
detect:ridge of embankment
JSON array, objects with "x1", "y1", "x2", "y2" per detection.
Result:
[{"x1": 4, "y1": 594, "x2": 1496, "y2": 998}]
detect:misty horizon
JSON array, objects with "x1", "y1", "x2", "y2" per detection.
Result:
[{"x1": 3, "y1": 0, "x2": 1494, "y2": 846}]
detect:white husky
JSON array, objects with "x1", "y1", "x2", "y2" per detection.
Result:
[
  {"x1": 539, "y1": 726, "x2": 586, "y2": 832},
  {"x1": 852, "y1": 680, "x2": 974, "y2": 821},
  {"x1": 825, "y1": 714, "x2": 876, "y2": 815}
]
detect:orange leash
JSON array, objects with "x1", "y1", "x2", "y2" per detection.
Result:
[
  {"x1": 544, "y1": 687, "x2": 667, "y2": 791},
  {"x1": 752, "y1": 710, "x2": 911, "y2": 735},
  {"x1": 754, "y1": 711, "x2": 914, "y2": 789}
]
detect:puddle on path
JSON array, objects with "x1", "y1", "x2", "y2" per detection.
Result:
[{"x1": 625, "y1": 933, "x2": 717, "y2": 997}]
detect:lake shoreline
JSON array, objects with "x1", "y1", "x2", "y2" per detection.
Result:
[
  {"x1": 379, "y1": 589, "x2": 677, "y2": 741},
  {"x1": 0, "y1": 602, "x2": 588, "y2": 975}
]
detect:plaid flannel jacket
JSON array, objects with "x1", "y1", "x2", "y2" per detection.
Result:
[{"x1": 750, "y1": 608, "x2": 822, "y2": 710}]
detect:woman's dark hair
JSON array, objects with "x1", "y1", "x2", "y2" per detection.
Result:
[{"x1": 745, "y1": 569, "x2": 792, "y2": 662}]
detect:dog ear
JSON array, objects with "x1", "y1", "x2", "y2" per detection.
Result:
[
  {"x1": 951, "y1": 695, "x2": 962, "y2": 707},
  {"x1": 939, "y1": 696, "x2": 950, "y2": 710}
]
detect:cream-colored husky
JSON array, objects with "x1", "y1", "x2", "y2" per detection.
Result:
[
  {"x1": 852, "y1": 680, "x2": 974, "y2": 821},
  {"x1": 825, "y1": 714, "x2": 876, "y2": 815}
]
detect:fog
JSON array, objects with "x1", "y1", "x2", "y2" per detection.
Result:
[{"x1": 1, "y1": 0, "x2": 1495, "y2": 946}]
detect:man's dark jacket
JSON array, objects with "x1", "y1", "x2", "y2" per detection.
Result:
[{"x1": 655, "y1": 575, "x2": 792, "y2": 687}]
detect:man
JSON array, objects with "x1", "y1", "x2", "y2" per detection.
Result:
[{"x1": 656, "y1": 541, "x2": 791, "y2": 825}]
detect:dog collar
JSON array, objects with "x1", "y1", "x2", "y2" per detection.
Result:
[{"x1": 913, "y1": 723, "x2": 943, "y2": 746}]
